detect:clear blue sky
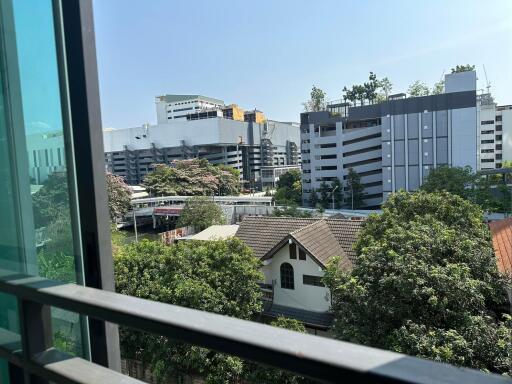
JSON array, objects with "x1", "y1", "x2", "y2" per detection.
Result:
[{"x1": 93, "y1": 0, "x2": 512, "y2": 128}]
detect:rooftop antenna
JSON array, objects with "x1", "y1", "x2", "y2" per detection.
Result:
[{"x1": 483, "y1": 64, "x2": 491, "y2": 94}]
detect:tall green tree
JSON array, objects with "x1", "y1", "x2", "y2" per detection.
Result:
[
  {"x1": 432, "y1": 79, "x2": 444, "y2": 95},
  {"x1": 379, "y1": 77, "x2": 393, "y2": 99},
  {"x1": 274, "y1": 169, "x2": 302, "y2": 205},
  {"x1": 408, "y1": 80, "x2": 430, "y2": 97},
  {"x1": 114, "y1": 238, "x2": 263, "y2": 383},
  {"x1": 451, "y1": 64, "x2": 475, "y2": 73},
  {"x1": 177, "y1": 196, "x2": 226, "y2": 231},
  {"x1": 421, "y1": 166, "x2": 474, "y2": 198},
  {"x1": 345, "y1": 168, "x2": 364, "y2": 209},
  {"x1": 106, "y1": 173, "x2": 131, "y2": 221},
  {"x1": 308, "y1": 188, "x2": 319, "y2": 207},
  {"x1": 143, "y1": 159, "x2": 240, "y2": 197},
  {"x1": 318, "y1": 181, "x2": 331, "y2": 209},
  {"x1": 32, "y1": 172, "x2": 70, "y2": 228},
  {"x1": 331, "y1": 178, "x2": 343, "y2": 209},
  {"x1": 303, "y1": 85, "x2": 326, "y2": 112},
  {"x1": 421, "y1": 165, "x2": 511, "y2": 213},
  {"x1": 363, "y1": 72, "x2": 380, "y2": 104},
  {"x1": 324, "y1": 191, "x2": 511, "y2": 375}
]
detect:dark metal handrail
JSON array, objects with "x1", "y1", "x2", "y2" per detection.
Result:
[{"x1": 0, "y1": 270, "x2": 508, "y2": 384}]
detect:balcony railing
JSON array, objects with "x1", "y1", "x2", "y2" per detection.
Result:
[{"x1": 0, "y1": 269, "x2": 508, "y2": 384}]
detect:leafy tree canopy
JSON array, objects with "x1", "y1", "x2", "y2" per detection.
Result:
[
  {"x1": 324, "y1": 191, "x2": 511, "y2": 374},
  {"x1": 345, "y1": 168, "x2": 365, "y2": 209},
  {"x1": 274, "y1": 169, "x2": 302, "y2": 205},
  {"x1": 143, "y1": 159, "x2": 240, "y2": 197},
  {"x1": 106, "y1": 173, "x2": 131, "y2": 221},
  {"x1": 421, "y1": 166, "x2": 511, "y2": 213},
  {"x1": 177, "y1": 196, "x2": 226, "y2": 231},
  {"x1": 408, "y1": 80, "x2": 430, "y2": 97},
  {"x1": 451, "y1": 64, "x2": 475, "y2": 73},
  {"x1": 32, "y1": 172, "x2": 70, "y2": 228},
  {"x1": 432, "y1": 79, "x2": 444, "y2": 95},
  {"x1": 114, "y1": 238, "x2": 263, "y2": 382},
  {"x1": 318, "y1": 181, "x2": 331, "y2": 209},
  {"x1": 308, "y1": 188, "x2": 319, "y2": 208},
  {"x1": 303, "y1": 85, "x2": 326, "y2": 112}
]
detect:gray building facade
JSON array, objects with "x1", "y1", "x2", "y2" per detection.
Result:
[
  {"x1": 104, "y1": 118, "x2": 300, "y2": 186},
  {"x1": 301, "y1": 71, "x2": 478, "y2": 208}
]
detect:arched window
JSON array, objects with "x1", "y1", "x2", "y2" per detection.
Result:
[{"x1": 280, "y1": 263, "x2": 294, "y2": 290}]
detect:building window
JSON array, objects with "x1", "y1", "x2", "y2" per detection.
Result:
[
  {"x1": 481, "y1": 159, "x2": 495, "y2": 163},
  {"x1": 481, "y1": 130, "x2": 494, "y2": 135},
  {"x1": 496, "y1": 125, "x2": 502, "y2": 131},
  {"x1": 481, "y1": 149, "x2": 494, "y2": 153},
  {"x1": 481, "y1": 120, "x2": 494, "y2": 125},
  {"x1": 496, "y1": 135, "x2": 502, "y2": 141},
  {"x1": 481, "y1": 139, "x2": 494, "y2": 144},
  {"x1": 303, "y1": 275, "x2": 325, "y2": 287},
  {"x1": 496, "y1": 144, "x2": 502, "y2": 150},
  {"x1": 496, "y1": 115, "x2": 502, "y2": 122},
  {"x1": 280, "y1": 263, "x2": 294, "y2": 289},
  {"x1": 496, "y1": 154, "x2": 502, "y2": 160},
  {"x1": 289, "y1": 244, "x2": 297, "y2": 259},
  {"x1": 299, "y1": 248, "x2": 306, "y2": 260}
]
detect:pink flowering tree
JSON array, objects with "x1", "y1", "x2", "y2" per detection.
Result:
[{"x1": 106, "y1": 173, "x2": 131, "y2": 221}]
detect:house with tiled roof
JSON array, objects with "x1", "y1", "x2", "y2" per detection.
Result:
[
  {"x1": 236, "y1": 216, "x2": 364, "y2": 331},
  {"x1": 489, "y1": 218, "x2": 512, "y2": 307},
  {"x1": 489, "y1": 218, "x2": 512, "y2": 277}
]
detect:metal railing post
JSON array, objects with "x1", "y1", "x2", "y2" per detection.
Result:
[{"x1": 18, "y1": 299, "x2": 53, "y2": 384}]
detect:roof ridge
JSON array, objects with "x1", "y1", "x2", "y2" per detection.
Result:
[{"x1": 290, "y1": 219, "x2": 326, "y2": 235}]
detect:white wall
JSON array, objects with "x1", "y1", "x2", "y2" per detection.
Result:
[
  {"x1": 501, "y1": 108, "x2": 512, "y2": 162},
  {"x1": 262, "y1": 242, "x2": 330, "y2": 312},
  {"x1": 103, "y1": 119, "x2": 250, "y2": 152}
]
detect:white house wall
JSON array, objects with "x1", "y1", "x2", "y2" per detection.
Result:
[{"x1": 262, "y1": 243, "x2": 330, "y2": 313}]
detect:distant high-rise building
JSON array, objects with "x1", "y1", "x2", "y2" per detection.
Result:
[
  {"x1": 477, "y1": 94, "x2": 512, "y2": 169},
  {"x1": 301, "y1": 71, "x2": 482, "y2": 208}
]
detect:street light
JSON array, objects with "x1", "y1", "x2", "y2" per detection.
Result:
[{"x1": 332, "y1": 185, "x2": 339, "y2": 210}]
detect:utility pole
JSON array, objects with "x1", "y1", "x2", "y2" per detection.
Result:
[
  {"x1": 133, "y1": 209, "x2": 138, "y2": 243},
  {"x1": 351, "y1": 185, "x2": 354, "y2": 210},
  {"x1": 332, "y1": 185, "x2": 339, "y2": 210}
]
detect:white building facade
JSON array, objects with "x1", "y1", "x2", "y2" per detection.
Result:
[{"x1": 155, "y1": 94, "x2": 225, "y2": 123}]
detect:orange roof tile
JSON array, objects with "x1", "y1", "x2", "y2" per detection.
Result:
[{"x1": 489, "y1": 218, "x2": 512, "y2": 276}]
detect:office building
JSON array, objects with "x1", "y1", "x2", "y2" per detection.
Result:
[
  {"x1": 301, "y1": 71, "x2": 479, "y2": 208},
  {"x1": 477, "y1": 95, "x2": 512, "y2": 169}
]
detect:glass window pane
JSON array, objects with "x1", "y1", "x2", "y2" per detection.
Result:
[{"x1": 0, "y1": 0, "x2": 89, "y2": 373}]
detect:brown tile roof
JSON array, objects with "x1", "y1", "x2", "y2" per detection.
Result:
[
  {"x1": 290, "y1": 221, "x2": 351, "y2": 270},
  {"x1": 235, "y1": 216, "x2": 364, "y2": 267},
  {"x1": 489, "y1": 218, "x2": 512, "y2": 276}
]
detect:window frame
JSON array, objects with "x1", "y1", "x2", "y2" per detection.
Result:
[
  {"x1": 303, "y1": 274, "x2": 325, "y2": 287},
  {"x1": 280, "y1": 262, "x2": 295, "y2": 290}
]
